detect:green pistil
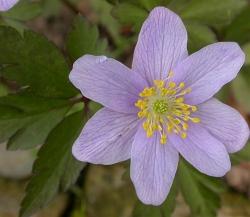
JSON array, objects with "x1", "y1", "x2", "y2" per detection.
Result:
[{"x1": 153, "y1": 99, "x2": 168, "y2": 114}]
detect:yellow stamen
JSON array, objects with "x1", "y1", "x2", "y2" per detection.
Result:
[
  {"x1": 190, "y1": 117, "x2": 201, "y2": 123},
  {"x1": 135, "y1": 73, "x2": 201, "y2": 144}
]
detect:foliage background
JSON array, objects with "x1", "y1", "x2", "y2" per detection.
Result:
[{"x1": 0, "y1": 0, "x2": 250, "y2": 216}]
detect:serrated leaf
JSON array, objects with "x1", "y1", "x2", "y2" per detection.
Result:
[
  {"x1": 232, "y1": 66, "x2": 250, "y2": 112},
  {"x1": 0, "y1": 93, "x2": 71, "y2": 143},
  {"x1": 0, "y1": 26, "x2": 77, "y2": 98},
  {"x1": 180, "y1": 0, "x2": 247, "y2": 26},
  {"x1": 178, "y1": 160, "x2": 224, "y2": 217},
  {"x1": 225, "y1": 6, "x2": 250, "y2": 45},
  {"x1": 7, "y1": 106, "x2": 69, "y2": 150},
  {"x1": 0, "y1": 105, "x2": 35, "y2": 142},
  {"x1": 132, "y1": 179, "x2": 178, "y2": 217},
  {"x1": 20, "y1": 111, "x2": 86, "y2": 217},
  {"x1": 66, "y1": 16, "x2": 107, "y2": 61}
]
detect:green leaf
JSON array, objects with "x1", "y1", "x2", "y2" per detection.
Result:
[
  {"x1": 0, "y1": 105, "x2": 34, "y2": 142},
  {"x1": 1, "y1": 0, "x2": 42, "y2": 21},
  {"x1": 66, "y1": 16, "x2": 107, "y2": 61},
  {"x1": 178, "y1": 160, "x2": 225, "y2": 217},
  {"x1": 214, "y1": 83, "x2": 230, "y2": 103},
  {"x1": 243, "y1": 43, "x2": 250, "y2": 65},
  {"x1": 180, "y1": 0, "x2": 247, "y2": 26},
  {"x1": 132, "y1": 179, "x2": 178, "y2": 217},
  {"x1": 138, "y1": 0, "x2": 170, "y2": 10},
  {"x1": 0, "y1": 93, "x2": 69, "y2": 113},
  {"x1": 0, "y1": 26, "x2": 77, "y2": 98},
  {"x1": 225, "y1": 6, "x2": 250, "y2": 45},
  {"x1": 111, "y1": 3, "x2": 148, "y2": 32},
  {"x1": 232, "y1": 66, "x2": 250, "y2": 112},
  {"x1": 231, "y1": 142, "x2": 250, "y2": 164},
  {"x1": 0, "y1": 93, "x2": 71, "y2": 144},
  {"x1": 186, "y1": 22, "x2": 217, "y2": 53},
  {"x1": 123, "y1": 0, "x2": 170, "y2": 10},
  {"x1": 7, "y1": 106, "x2": 69, "y2": 150},
  {"x1": 20, "y1": 111, "x2": 86, "y2": 217}
]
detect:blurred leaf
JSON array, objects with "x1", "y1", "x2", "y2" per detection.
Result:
[
  {"x1": 180, "y1": 0, "x2": 247, "y2": 26},
  {"x1": 215, "y1": 83, "x2": 230, "y2": 103},
  {"x1": 112, "y1": 3, "x2": 147, "y2": 32},
  {"x1": 225, "y1": 6, "x2": 250, "y2": 45},
  {"x1": 0, "y1": 17, "x2": 26, "y2": 33},
  {"x1": 232, "y1": 66, "x2": 250, "y2": 112},
  {"x1": 0, "y1": 26, "x2": 77, "y2": 98},
  {"x1": 89, "y1": 0, "x2": 125, "y2": 53},
  {"x1": 106, "y1": 0, "x2": 118, "y2": 4},
  {"x1": 132, "y1": 180, "x2": 178, "y2": 217},
  {"x1": 7, "y1": 106, "x2": 69, "y2": 150},
  {"x1": 167, "y1": 0, "x2": 190, "y2": 13},
  {"x1": 178, "y1": 160, "x2": 225, "y2": 217},
  {"x1": 0, "y1": 83, "x2": 9, "y2": 97},
  {"x1": 243, "y1": 43, "x2": 250, "y2": 65},
  {"x1": 137, "y1": 0, "x2": 170, "y2": 10},
  {"x1": 231, "y1": 142, "x2": 250, "y2": 164},
  {"x1": 186, "y1": 22, "x2": 217, "y2": 53},
  {"x1": 20, "y1": 111, "x2": 86, "y2": 217},
  {"x1": 1, "y1": 0, "x2": 42, "y2": 21},
  {"x1": 66, "y1": 16, "x2": 107, "y2": 61},
  {"x1": 109, "y1": 0, "x2": 171, "y2": 9},
  {"x1": 122, "y1": 0, "x2": 170, "y2": 10}
]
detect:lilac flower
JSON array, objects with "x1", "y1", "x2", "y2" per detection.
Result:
[
  {"x1": 0, "y1": 0, "x2": 19, "y2": 11},
  {"x1": 69, "y1": 7, "x2": 250, "y2": 205}
]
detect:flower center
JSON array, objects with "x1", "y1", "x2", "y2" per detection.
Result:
[
  {"x1": 135, "y1": 74, "x2": 200, "y2": 144},
  {"x1": 153, "y1": 99, "x2": 168, "y2": 114}
]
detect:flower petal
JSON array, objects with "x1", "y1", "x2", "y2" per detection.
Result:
[
  {"x1": 196, "y1": 98, "x2": 249, "y2": 153},
  {"x1": 70, "y1": 55, "x2": 147, "y2": 113},
  {"x1": 72, "y1": 108, "x2": 139, "y2": 165},
  {"x1": 132, "y1": 7, "x2": 188, "y2": 85},
  {"x1": 0, "y1": 0, "x2": 18, "y2": 11},
  {"x1": 131, "y1": 126, "x2": 179, "y2": 205},
  {"x1": 169, "y1": 123, "x2": 231, "y2": 177},
  {"x1": 172, "y1": 42, "x2": 245, "y2": 105}
]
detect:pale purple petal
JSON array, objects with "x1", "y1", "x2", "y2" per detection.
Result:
[
  {"x1": 131, "y1": 126, "x2": 179, "y2": 205},
  {"x1": 0, "y1": 0, "x2": 18, "y2": 11},
  {"x1": 72, "y1": 108, "x2": 139, "y2": 165},
  {"x1": 172, "y1": 42, "x2": 245, "y2": 105},
  {"x1": 70, "y1": 55, "x2": 147, "y2": 114},
  {"x1": 132, "y1": 7, "x2": 188, "y2": 85},
  {"x1": 196, "y1": 98, "x2": 249, "y2": 153},
  {"x1": 169, "y1": 123, "x2": 231, "y2": 177}
]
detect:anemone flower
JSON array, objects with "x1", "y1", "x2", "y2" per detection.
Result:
[
  {"x1": 0, "y1": 0, "x2": 19, "y2": 11},
  {"x1": 69, "y1": 7, "x2": 249, "y2": 205}
]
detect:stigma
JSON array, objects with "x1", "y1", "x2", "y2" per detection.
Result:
[{"x1": 135, "y1": 73, "x2": 200, "y2": 144}]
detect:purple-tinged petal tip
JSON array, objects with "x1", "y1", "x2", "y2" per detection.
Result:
[
  {"x1": 173, "y1": 42, "x2": 245, "y2": 105},
  {"x1": 169, "y1": 123, "x2": 231, "y2": 177},
  {"x1": 69, "y1": 55, "x2": 147, "y2": 114},
  {"x1": 131, "y1": 126, "x2": 179, "y2": 205},
  {"x1": 0, "y1": 0, "x2": 19, "y2": 11},
  {"x1": 132, "y1": 6, "x2": 188, "y2": 85},
  {"x1": 197, "y1": 98, "x2": 250, "y2": 153}
]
